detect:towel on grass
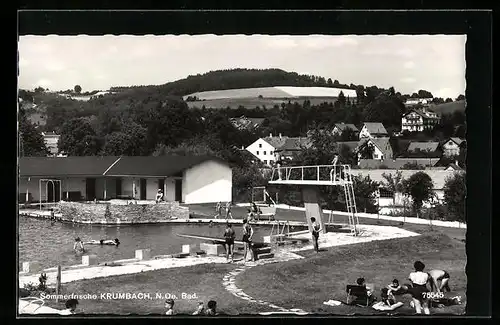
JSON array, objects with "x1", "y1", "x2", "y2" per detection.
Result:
[
  {"x1": 323, "y1": 300, "x2": 342, "y2": 306},
  {"x1": 372, "y1": 301, "x2": 404, "y2": 311}
]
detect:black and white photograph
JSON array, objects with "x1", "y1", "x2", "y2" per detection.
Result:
[{"x1": 16, "y1": 10, "x2": 491, "y2": 318}]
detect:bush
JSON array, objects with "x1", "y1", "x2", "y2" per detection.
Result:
[{"x1": 443, "y1": 172, "x2": 466, "y2": 222}]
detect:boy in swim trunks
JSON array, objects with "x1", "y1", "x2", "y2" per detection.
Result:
[{"x1": 223, "y1": 223, "x2": 235, "y2": 262}]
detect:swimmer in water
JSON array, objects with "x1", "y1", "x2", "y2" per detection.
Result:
[
  {"x1": 84, "y1": 238, "x2": 120, "y2": 246},
  {"x1": 73, "y1": 237, "x2": 85, "y2": 252}
]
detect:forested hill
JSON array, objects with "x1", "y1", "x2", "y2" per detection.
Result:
[{"x1": 109, "y1": 68, "x2": 357, "y2": 96}]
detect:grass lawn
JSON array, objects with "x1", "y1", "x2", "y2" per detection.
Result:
[
  {"x1": 237, "y1": 231, "x2": 466, "y2": 315},
  {"x1": 42, "y1": 263, "x2": 271, "y2": 315},
  {"x1": 40, "y1": 229, "x2": 465, "y2": 315}
]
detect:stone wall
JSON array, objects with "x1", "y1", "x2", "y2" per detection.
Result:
[{"x1": 57, "y1": 201, "x2": 189, "y2": 224}]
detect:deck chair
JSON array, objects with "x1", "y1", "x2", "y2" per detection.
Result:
[{"x1": 346, "y1": 285, "x2": 373, "y2": 307}]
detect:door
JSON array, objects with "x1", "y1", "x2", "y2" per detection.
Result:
[
  {"x1": 175, "y1": 179, "x2": 182, "y2": 202},
  {"x1": 86, "y1": 178, "x2": 96, "y2": 201},
  {"x1": 158, "y1": 179, "x2": 165, "y2": 191},
  {"x1": 140, "y1": 178, "x2": 147, "y2": 200},
  {"x1": 47, "y1": 181, "x2": 59, "y2": 202},
  {"x1": 115, "y1": 178, "x2": 122, "y2": 197}
]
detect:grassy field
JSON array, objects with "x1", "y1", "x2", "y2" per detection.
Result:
[
  {"x1": 40, "y1": 230, "x2": 465, "y2": 315},
  {"x1": 237, "y1": 231, "x2": 465, "y2": 315},
  {"x1": 186, "y1": 97, "x2": 338, "y2": 109}
]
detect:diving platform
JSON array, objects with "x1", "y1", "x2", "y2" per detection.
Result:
[
  {"x1": 269, "y1": 164, "x2": 353, "y2": 186},
  {"x1": 268, "y1": 163, "x2": 360, "y2": 236}
]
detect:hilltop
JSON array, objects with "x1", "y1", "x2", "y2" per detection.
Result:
[{"x1": 110, "y1": 68, "x2": 358, "y2": 97}]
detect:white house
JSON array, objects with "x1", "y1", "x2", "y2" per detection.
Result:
[
  {"x1": 359, "y1": 122, "x2": 389, "y2": 139},
  {"x1": 332, "y1": 123, "x2": 359, "y2": 137},
  {"x1": 401, "y1": 109, "x2": 440, "y2": 132},
  {"x1": 41, "y1": 132, "x2": 60, "y2": 156},
  {"x1": 356, "y1": 137, "x2": 393, "y2": 161},
  {"x1": 441, "y1": 137, "x2": 466, "y2": 157},
  {"x1": 18, "y1": 155, "x2": 232, "y2": 205},
  {"x1": 246, "y1": 133, "x2": 288, "y2": 166},
  {"x1": 350, "y1": 169, "x2": 464, "y2": 207}
]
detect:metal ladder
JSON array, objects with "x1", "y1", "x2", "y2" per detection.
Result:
[
  {"x1": 341, "y1": 165, "x2": 359, "y2": 236},
  {"x1": 270, "y1": 220, "x2": 290, "y2": 239}
]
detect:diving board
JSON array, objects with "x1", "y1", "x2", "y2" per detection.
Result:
[
  {"x1": 269, "y1": 164, "x2": 360, "y2": 236},
  {"x1": 177, "y1": 233, "x2": 267, "y2": 248}
]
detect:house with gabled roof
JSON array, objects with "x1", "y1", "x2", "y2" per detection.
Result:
[
  {"x1": 440, "y1": 137, "x2": 466, "y2": 157},
  {"x1": 359, "y1": 122, "x2": 388, "y2": 139},
  {"x1": 401, "y1": 108, "x2": 440, "y2": 132},
  {"x1": 404, "y1": 141, "x2": 442, "y2": 158},
  {"x1": 332, "y1": 123, "x2": 359, "y2": 137},
  {"x1": 274, "y1": 137, "x2": 312, "y2": 161},
  {"x1": 18, "y1": 155, "x2": 232, "y2": 204},
  {"x1": 245, "y1": 133, "x2": 288, "y2": 166},
  {"x1": 357, "y1": 137, "x2": 393, "y2": 161}
]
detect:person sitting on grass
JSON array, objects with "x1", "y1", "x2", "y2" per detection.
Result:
[
  {"x1": 205, "y1": 300, "x2": 217, "y2": 316},
  {"x1": 165, "y1": 299, "x2": 175, "y2": 315},
  {"x1": 387, "y1": 279, "x2": 408, "y2": 295},
  {"x1": 349, "y1": 277, "x2": 376, "y2": 305},
  {"x1": 372, "y1": 288, "x2": 404, "y2": 311},
  {"x1": 192, "y1": 301, "x2": 204, "y2": 315},
  {"x1": 429, "y1": 295, "x2": 462, "y2": 308},
  {"x1": 427, "y1": 269, "x2": 451, "y2": 293},
  {"x1": 60, "y1": 299, "x2": 79, "y2": 315},
  {"x1": 356, "y1": 277, "x2": 375, "y2": 298}
]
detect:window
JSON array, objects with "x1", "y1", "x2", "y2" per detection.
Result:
[
  {"x1": 256, "y1": 151, "x2": 259, "y2": 155},
  {"x1": 264, "y1": 160, "x2": 268, "y2": 164},
  {"x1": 270, "y1": 151, "x2": 273, "y2": 155},
  {"x1": 263, "y1": 151, "x2": 267, "y2": 155},
  {"x1": 259, "y1": 144, "x2": 262, "y2": 148}
]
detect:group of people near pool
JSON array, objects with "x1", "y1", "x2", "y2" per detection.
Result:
[
  {"x1": 348, "y1": 261, "x2": 459, "y2": 314},
  {"x1": 221, "y1": 218, "x2": 255, "y2": 263},
  {"x1": 73, "y1": 237, "x2": 120, "y2": 252},
  {"x1": 214, "y1": 201, "x2": 233, "y2": 219}
]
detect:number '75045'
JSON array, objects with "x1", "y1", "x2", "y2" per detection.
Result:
[{"x1": 422, "y1": 292, "x2": 445, "y2": 299}]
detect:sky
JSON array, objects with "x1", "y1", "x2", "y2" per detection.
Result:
[{"x1": 18, "y1": 34, "x2": 466, "y2": 99}]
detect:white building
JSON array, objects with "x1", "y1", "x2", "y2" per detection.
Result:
[
  {"x1": 357, "y1": 137, "x2": 393, "y2": 160},
  {"x1": 246, "y1": 133, "x2": 288, "y2": 166},
  {"x1": 401, "y1": 109, "x2": 440, "y2": 132},
  {"x1": 41, "y1": 132, "x2": 60, "y2": 156},
  {"x1": 18, "y1": 155, "x2": 232, "y2": 205}
]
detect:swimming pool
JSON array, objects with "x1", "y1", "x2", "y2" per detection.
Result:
[{"x1": 19, "y1": 217, "x2": 290, "y2": 270}]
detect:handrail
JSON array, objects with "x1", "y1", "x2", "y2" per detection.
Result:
[{"x1": 271, "y1": 164, "x2": 353, "y2": 183}]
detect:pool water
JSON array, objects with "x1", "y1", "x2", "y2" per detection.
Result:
[{"x1": 19, "y1": 217, "x2": 279, "y2": 270}]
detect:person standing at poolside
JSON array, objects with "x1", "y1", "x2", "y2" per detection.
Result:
[
  {"x1": 225, "y1": 201, "x2": 233, "y2": 219},
  {"x1": 223, "y1": 223, "x2": 235, "y2": 262},
  {"x1": 242, "y1": 218, "x2": 255, "y2": 262},
  {"x1": 310, "y1": 217, "x2": 322, "y2": 253},
  {"x1": 73, "y1": 237, "x2": 85, "y2": 253},
  {"x1": 331, "y1": 154, "x2": 339, "y2": 182},
  {"x1": 215, "y1": 201, "x2": 222, "y2": 219}
]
